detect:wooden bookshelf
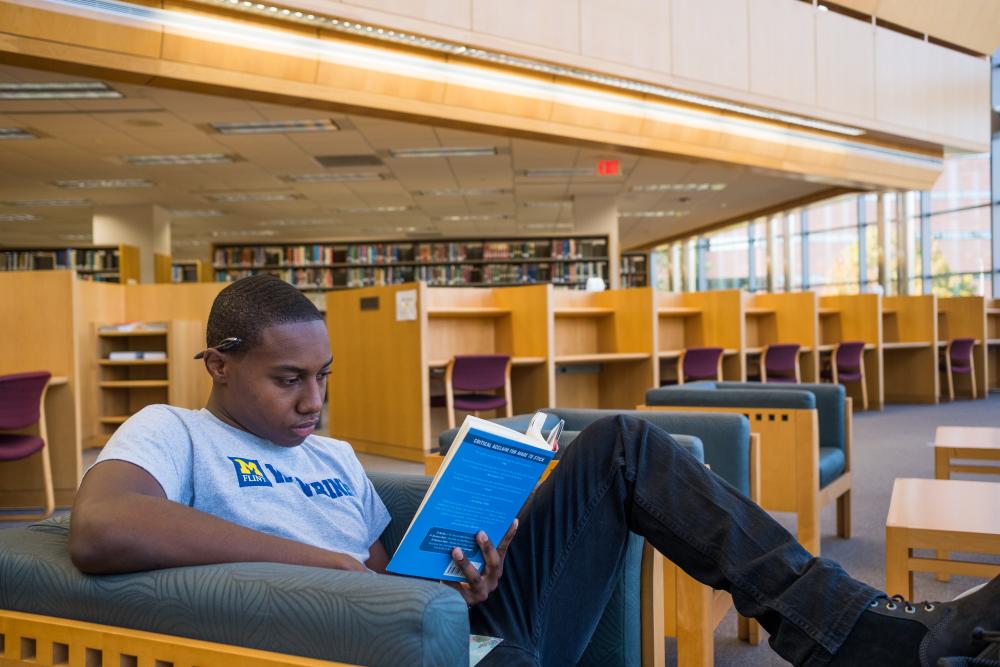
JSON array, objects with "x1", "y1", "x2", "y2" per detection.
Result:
[
  {"x1": 0, "y1": 244, "x2": 140, "y2": 284},
  {"x1": 172, "y1": 260, "x2": 210, "y2": 283},
  {"x1": 212, "y1": 237, "x2": 610, "y2": 297},
  {"x1": 620, "y1": 252, "x2": 649, "y2": 288},
  {"x1": 93, "y1": 321, "x2": 201, "y2": 448}
]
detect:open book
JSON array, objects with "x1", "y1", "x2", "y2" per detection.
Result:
[{"x1": 386, "y1": 413, "x2": 559, "y2": 582}]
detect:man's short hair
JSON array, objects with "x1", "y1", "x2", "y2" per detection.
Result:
[{"x1": 206, "y1": 274, "x2": 323, "y2": 355}]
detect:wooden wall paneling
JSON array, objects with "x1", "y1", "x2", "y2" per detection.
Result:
[
  {"x1": 167, "y1": 320, "x2": 205, "y2": 409},
  {"x1": 327, "y1": 283, "x2": 427, "y2": 461},
  {"x1": 316, "y1": 36, "x2": 449, "y2": 105},
  {"x1": 671, "y1": 0, "x2": 750, "y2": 92},
  {"x1": 555, "y1": 368, "x2": 600, "y2": 408},
  {"x1": 748, "y1": 0, "x2": 816, "y2": 106},
  {"x1": 938, "y1": 296, "x2": 988, "y2": 400},
  {"x1": 154, "y1": 253, "x2": 172, "y2": 284},
  {"x1": 816, "y1": 10, "x2": 876, "y2": 119},
  {"x1": 493, "y1": 285, "x2": 555, "y2": 410},
  {"x1": 117, "y1": 244, "x2": 141, "y2": 285},
  {"x1": 882, "y1": 295, "x2": 939, "y2": 403},
  {"x1": 0, "y1": 272, "x2": 82, "y2": 508},
  {"x1": 595, "y1": 287, "x2": 655, "y2": 407}
]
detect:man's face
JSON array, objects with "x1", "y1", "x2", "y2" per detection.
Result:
[{"x1": 219, "y1": 319, "x2": 332, "y2": 446}]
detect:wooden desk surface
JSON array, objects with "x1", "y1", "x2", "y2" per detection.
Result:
[
  {"x1": 935, "y1": 426, "x2": 1000, "y2": 450},
  {"x1": 882, "y1": 341, "x2": 932, "y2": 350},
  {"x1": 937, "y1": 340, "x2": 981, "y2": 347},
  {"x1": 555, "y1": 352, "x2": 650, "y2": 364},
  {"x1": 427, "y1": 307, "x2": 511, "y2": 318},
  {"x1": 887, "y1": 478, "x2": 1000, "y2": 535},
  {"x1": 49, "y1": 376, "x2": 68, "y2": 386},
  {"x1": 657, "y1": 307, "x2": 701, "y2": 317},
  {"x1": 428, "y1": 356, "x2": 546, "y2": 368},
  {"x1": 554, "y1": 307, "x2": 614, "y2": 318}
]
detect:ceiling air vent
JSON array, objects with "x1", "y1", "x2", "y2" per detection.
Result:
[{"x1": 314, "y1": 154, "x2": 384, "y2": 168}]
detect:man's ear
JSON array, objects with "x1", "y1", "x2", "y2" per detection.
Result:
[{"x1": 203, "y1": 350, "x2": 229, "y2": 384}]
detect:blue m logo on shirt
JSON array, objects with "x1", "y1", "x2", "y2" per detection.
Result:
[
  {"x1": 228, "y1": 456, "x2": 354, "y2": 500},
  {"x1": 228, "y1": 457, "x2": 273, "y2": 487}
]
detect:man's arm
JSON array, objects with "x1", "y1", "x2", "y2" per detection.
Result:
[{"x1": 70, "y1": 460, "x2": 368, "y2": 574}]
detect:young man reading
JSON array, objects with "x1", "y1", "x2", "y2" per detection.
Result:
[{"x1": 70, "y1": 275, "x2": 999, "y2": 667}]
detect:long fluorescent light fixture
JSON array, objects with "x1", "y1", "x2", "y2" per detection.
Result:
[
  {"x1": 436, "y1": 214, "x2": 511, "y2": 221},
  {"x1": 211, "y1": 229, "x2": 277, "y2": 236},
  {"x1": 210, "y1": 118, "x2": 339, "y2": 134},
  {"x1": 521, "y1": 199, "x2": 572, "y2": 208},
  {"x1": 0, "y1": 214, "x2": 42, "y2": 221},
  {"x1": 169, "y1": 209, "x2": 226, "y2": 217},
  {"x1": 208, "y1": 192, "x2": 304, "y2": 202},
  {"x1": 282, "y1": 172, "x2": 384, "y2": 183},
  {"x1": 337, "y1": 205, "x2": 411, "y2": 213},
  {"x1": 123, "y1": 153, "x2": 236, "y2": 166},
  {"x1": 54, "y1": 178, "x2": 155, "y2": 188},
  {"x1": 263, "y1": 217, "x2": 340, "y2": 226},
  {"x1": 415, "y1": 188, "x2": 510, "y2": 197},
  {"x1": 58, "y1": 233, "x2": 94, "y2": 241},
  {"x1": 0, "y1": 81, "x2": 122, "y2": 100},
  {"x1": 619, "y1": 210, "x2": 690, "y2": 218},
  {"x1": 521, "y1": 168, "x2": 595, "y2": 178},
  {"x1": 0, "y1": 128, "x2": 38, "y2": 140},
  {"x1": 631, "y1": 183, "x2": 727, "y2": 192},
  {"x1": 389, "y1": 147, "x2": 497, "y2": 158},
  {"x1": 191, "y1": 0, "x2": 866, "y2": 136},
  {"x1": 3, "y1": 198, "x2": 92, "y2": 207}
]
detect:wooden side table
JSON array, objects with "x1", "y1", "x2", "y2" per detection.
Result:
[
  {"x1": 886, "y1": 478, "x2": 1000, "y2": 600},
  {"x1": 934, "y1": 426, "x2": 1000, "y2": 479}
]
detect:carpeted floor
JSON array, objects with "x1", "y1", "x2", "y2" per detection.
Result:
[
  {"x1": 706, "y1": 393, "x2": 1000, "y2": 666},
  {"x1": 3, "y1": 396, "x2": 998, "y2": 665}
]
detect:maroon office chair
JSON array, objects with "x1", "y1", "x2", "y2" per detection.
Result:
[
  {"x1": 820, "y1": 341, "x2": 868, "y2": 410},
  {"x1": 761, "y1": 343, "x2": 801, "y2": 383},
  {"x1": 0, "y1": 370, "x2": 54, "y2": 521},
  {"x1": 940, "y1": 338, "x2": 977, "y2": 401},
  {"x1": 444, "y1": 355, "x2": 513, "y2": 428},
  {"x1": 678, "y1": 347, "x2": 724, "y2": 384}
]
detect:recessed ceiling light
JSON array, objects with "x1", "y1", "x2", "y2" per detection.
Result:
[
  {"x1": 207, "y1": 192, "x2": 305, "y2": 202},
  {"x1": 263, "y1": 217, "x2": 339, "y2": 226},
  {"x1": 0, "y1": 82, "x2": 122, "y2": 100},
  {"x1": 389, "y1": 147, "x2": 497, "y2": 158},
  {"x1": 520, "y1": 199, "x2": 572, "y2": 208},
  {"x1": 523, "y1": 222, "x2": 574, "y2": 230},
  {"x1": 436, "y1": 213, "x2": 511, "y2": 221},
  {"x1": 629, "y1": 183, "x2": 727, "y2": 192},
  {"x1": 210, "y1": 229, "x2": 278, "y2": 237},
  {"x1": 210, "y1": 118, "x2": 339, "y2": 134},
  {"x1": 0, "y1": 213, "x2": 41, "y2": 221},
  {"x1": 123, "y1": 153, "x2": 236, "y2": 166},
  {"x1": 619, "y1": 210, "x2": 690, "y2": 218},
  {"x1": 282, "y1": 172, "x2": 384, "y2": 183},
  {"x1": 414, "y1": 188, "x2": 511, "y2": 197},
  {"x1": 520, "y1": 168, "x2": 595, "y2": 178},
  {"x1": 169, "y1": 209, "x2": 226, "y2": 217},
  {"x1": 58, "y1": 233, "x2": 93, "y2": 241},
  {"x1": 337, "y1": 205, "x2": 411, "y2": 213},
  {"x1": 54, "y1": 178, "x2": 155, "y2": 189},
  {"x1": 2, "y1": 198, "x2": 92, "y2": 207},
  {"x1": 0, "y1": 128, "x2": 38, "y2": 140}
]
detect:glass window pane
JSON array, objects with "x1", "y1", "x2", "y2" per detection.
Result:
[
  {"x1": 805, "y1": 197, "x2": 859, "y2": 291},
  {"x1": 929, "y1": 153, "x2": 990, "y2": 213},
  {"x1": 929, "y1": 204, "x2": 992, "y2": 275},
  {"x1": 703, "y1": 223, "x2": 749, "y2": 289}
]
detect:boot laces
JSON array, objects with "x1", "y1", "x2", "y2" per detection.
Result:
[{"x1": 868, "y1": 594, "x2": 937, "y2": 614}]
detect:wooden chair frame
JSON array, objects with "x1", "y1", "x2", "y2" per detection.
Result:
[
  {"x1": 676, "y1": 349, "x2": 723, "y2": 386},
  {"x1": 444, "y1": 357, "x2": 513, "y2": 429},
  {"x1": 760, "y1": 345, "x2": 801, "y2": 384},
  {"x1": 940, "y1": 340, "x2": 978, "y2": 401},
  {"x1": 0, "y1": 378, "x2": 54, "y2": 522},
  {"x1": 426, "y1": 434, "x2": 764, "y2": 667},
  {"x1": 639, "y1": 399, "x2": 853, "y2": 557},
  {"x1": 829, "y1": 344, "x2": 868, "y2": 411},
  {"x1": 0, "y1": 608, "x2": 355, "y2": 666}
]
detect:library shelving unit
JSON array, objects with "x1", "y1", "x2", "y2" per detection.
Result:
[
  {"x1": 882, "y1": 295, "x2": 939, "y2": 404},
  {"x1": 654, "y1": 289, "x2": 744, "y2": 384},
  {"x1": 937, "y1": 296, "x2": 989, "y2": 400},
  {"x1": 743, "y1": 292, "x2": 820, "y2": 382},
  {"x1": 988, "y1": 298, "x2": 1000, "y2": 392},
  {"x1": 0, "y1": 244, "x2": 140, "y2": 283},
  {"x1": 620, "y1": 252, "x2": 649, "y2": 288},
  {"x1": 818, "y1": 295, "x2": 884, "y2": 409},
  {"x1": 212, "y1": 236, "x2": 609, "y2": 310},
  {"x1": 172, "y1": 260, "x2": 209, "y2": 283},
  {"x1": 326, "y1": 282, "x2": 552, "y2": 461},
  {"x1": 551, "y1": 287, "x2": 655, "y2": 409},
  {"x1": 93, "y1": 320, "x2": 201, "y2": 448}
]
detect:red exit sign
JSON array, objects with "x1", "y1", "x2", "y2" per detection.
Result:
[{"x1": 597, "y1": 159, "x2": 620, "y2": 176}]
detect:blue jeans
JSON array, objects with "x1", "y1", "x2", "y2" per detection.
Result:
[{"x1": 469, "y1": 415, "x2": 880, "y2": 666}]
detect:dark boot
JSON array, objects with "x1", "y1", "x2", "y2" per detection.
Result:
[{"x1": 831, "y1": 576, "x2": 1000, "y2": 667}]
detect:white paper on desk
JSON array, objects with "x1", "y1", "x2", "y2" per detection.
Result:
[
  {"x1": 470, "y1": 635, "x2": 502, "y2": 666},
  {"x1": 396, "y1": 289, "x2": 417, "y2": 321}
]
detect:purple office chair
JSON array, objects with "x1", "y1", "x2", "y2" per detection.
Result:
[
  {"x1": 761, "y1": 343, "x2": 801, "y2": 383},
  {"x1": 940, "y1": 338, "x2": 977, "y2": 401},
  {"x1": 445, "y1": 355, "x2": 513, "y2": 428},
  {"x1": 821, "y1": 341, "x2": 868, "y2": 410},
  {"x1": 678, "y1": 347, "x2": 724, "y2": 384},
  {"x1": 0, "y1": 370, "x2": 55, "y2": 521}
]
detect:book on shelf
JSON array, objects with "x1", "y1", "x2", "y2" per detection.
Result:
[
  {"x1": 386, "y1": 413, "x2": 559, "y2": 582},
  {"x1": 99, "y1": 322, "x2": 167, "y2": 333},
  {"x1": 108, "y1": 350, "x2": 167, "y2": 360}
]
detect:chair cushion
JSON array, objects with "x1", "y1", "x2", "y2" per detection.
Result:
[
  {"x1": 646, "y1": 384, "x2": 816, "y2": 410},
  {"x1": 819, "y1": 447, "x2": 846, "y2": 488},
  {"x1": 452, "y1": 394, "x2": 507, "y2": 411},
  {"x1": 0, "y1": 433, "x2": 44, "y2": 461}
]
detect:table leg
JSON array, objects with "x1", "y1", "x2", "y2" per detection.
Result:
[
  {"x1": 885, "y1": 527, "x2": 913, "y2": 600},
  {"x1": 932, "y1": 448, "x2": 951, "y2": 581}
]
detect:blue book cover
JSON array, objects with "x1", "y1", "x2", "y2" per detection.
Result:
[{"x1": 387, "y1": 415, "x2": 555, "y2": 582}]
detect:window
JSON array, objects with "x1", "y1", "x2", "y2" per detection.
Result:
[
  {"x1": 805, "y1": 196, "x2": 860, "y2": 293},
  {"x1": 702, "y1": 223, "x2": 750, "y2": 289}
]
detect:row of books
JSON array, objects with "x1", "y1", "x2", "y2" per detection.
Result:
[
  {"x1": 172, "y1": 265, "x2": 200, "y2": 283},
  {"x1": 1, "y1": 249, "x2": 120, "y2": 272}
]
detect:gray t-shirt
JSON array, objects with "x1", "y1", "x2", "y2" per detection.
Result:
[{"x1": 94, "y1": 404, "x2": 391, "y2": 564}]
